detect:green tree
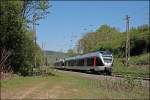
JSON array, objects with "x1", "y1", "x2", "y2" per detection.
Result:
[
  {"x1": 77, "y1": 24, "x2": 149, "y2": 57},
  {"x1": 78, "y1": 24, "x2": 120, "y2": 54},
  {"x1": 130, "y1": 24, "x2": 149, "y2": 56},
  {"x1": 67, "y1": 49, "x2": 76, "y2": 57},
  {"x1": 0, "y1": 1, "x2": 49, "y2": 75}
]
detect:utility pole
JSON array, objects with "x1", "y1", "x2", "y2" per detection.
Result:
[
  {"x1": 33, "y1": 14, "x2": 37, "y2": 68},
  {"x1": 42, "y1": 42, "x2": 44, "y2": 66},
  {"x1": 125, "y1": 15, "x2": 130, "y2": 67}
]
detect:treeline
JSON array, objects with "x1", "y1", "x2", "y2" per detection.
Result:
[
  {"x1": 0, "y1": 1, "x2": 49, "y2": 75},
  {"x1": 77, "y1": 24, "x2": 149, "y2": 57}
]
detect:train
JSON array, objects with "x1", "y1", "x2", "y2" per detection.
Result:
[{"x1": 54, "y1": 51, "x2": 113, "y2": 75}]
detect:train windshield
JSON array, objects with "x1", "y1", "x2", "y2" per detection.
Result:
[
  {"x1": 101, "y1": 51, "x2": 112, "y2": 63},
  {"x1": 103, "y1": 58, "x2": 112, "y2": 63}
]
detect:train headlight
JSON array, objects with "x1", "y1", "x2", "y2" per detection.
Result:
[{"x1": 105, "y1": 63, "x2": 112, "y2": 67}]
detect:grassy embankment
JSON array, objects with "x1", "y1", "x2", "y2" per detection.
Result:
[
  {"x1": 113, "y1": 53, "x2": 149, "y2": 78},
  {"x1": 1, "y1": 68, "x2": 149, "y2": 99}
]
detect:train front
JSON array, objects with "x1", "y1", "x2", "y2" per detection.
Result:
[{"x1": 101, "y1": 51, "x2": 113, "y2": 75}]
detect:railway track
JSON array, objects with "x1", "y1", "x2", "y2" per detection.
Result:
[
  {"x1": 57, "y1": 68, "x2": 150, "y2": 81},
  {"x1": 112, "y1": 74, "x2": 150, "y2": 81},
  {"x1": 57, "y1": 69, "x2": 149, "y2": 87}
]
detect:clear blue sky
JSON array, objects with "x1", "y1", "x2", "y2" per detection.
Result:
[{"x1": 36, "y1": 1, "x2": 149, "y2": 52}]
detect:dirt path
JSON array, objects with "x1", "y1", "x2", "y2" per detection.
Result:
[
  {"x1": 17, "y1": 82, "x2": 46, "y2": 99},
  {"x1": 25, "y1": 83, "x2": 77, "y2": 99},
  {"x1": 1, "y1": 81, "x2": 47, "y2": 99},
  {"x1": 1, "y1": 79, "x2": 74, "y2": 99}
]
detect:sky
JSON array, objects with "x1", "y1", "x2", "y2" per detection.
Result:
[{"x1": 36, "y1": 1, "x2": 149, "y2": 53}]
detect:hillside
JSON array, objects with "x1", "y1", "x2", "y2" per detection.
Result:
[
  {"x1": 45, "y1": 50, "x2": 65, "y2": 55},
  {"x1": 45, "y1": 50, "x2": 67, "y2": 64}
]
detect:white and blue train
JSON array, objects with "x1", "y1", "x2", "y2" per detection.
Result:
[{"x1": 54, "y1": 51, "x2": 113, "y2": 75}]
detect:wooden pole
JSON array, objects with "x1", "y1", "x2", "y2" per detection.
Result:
[{"x1": 125, "y1": 15, "x2": 130, "y2": 67}]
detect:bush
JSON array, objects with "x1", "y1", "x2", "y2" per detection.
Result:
[
  {"x1": 0, "y1": 1, "x2": 44, "y2": 75},
  {"x1": 130, "y1": 53, "x2": 149, "y2": 65}
]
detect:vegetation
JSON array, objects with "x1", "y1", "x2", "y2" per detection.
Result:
[
  {"x1": 1, "y1": 70, "x2": 149, "y2": 99},
  {"x1": 45, "y1": 50, "x2": 67, "y2": 64},
  {"x1": 0, "y1": 1, "x2": 50, "y2": 75},
  {"x1": 78, "y1": 24, "x2": 149, "y2": 56},
  {"x1": 66, "y1": 49, "x2": 77, "y2": 57},
  {"x1": 130, "y1": 53, "x2": 149, "y2": 65},
  {"x1": 76, "y1": 24, "x2": 149, "y2": 77},
  {"x1": 113, "y1": 55, "x2": 149, "y2": 78}
]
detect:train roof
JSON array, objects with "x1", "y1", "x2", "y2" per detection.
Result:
[{"x1": 65, "y1": 51, "x2": 112, "y2": 61}]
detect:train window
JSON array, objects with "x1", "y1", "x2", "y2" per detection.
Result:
[
  {"x1": 70, "y1": 61, "x2": 72, "y2": 66},
  {"x1": 76, "y1": 59, "x2": 79, "y2": 66},
  {"x1": 73, "y1": 60, "x2": 76, "y2": 66},
  {"x1": 67, "y1": 61, "x2": 69, "y2": 66},
  {"x1": 69, "y1": 60, "x2": 72, "y2": 66},
  {"x1": 67, "y1": 60, "x2": 75, "y2": 66},
  {"x1": 81, "y1": 59, "x2": 84, "y2": 66},
  {"x1": 76, "y1": 59, "x2": 84, "y2": 66},
  {"x1": 61, "y1": 62, "x2": 64, "y2": 66},
  {"x1": 96, "y1": 57, "x2": 104, "y2": 66},
  {"x1": 68, "y1": 60, "x2": 71, "y2": 66},
  {"x1": 65, "y1": 61, "x2": 69, "y2": 66},
  {"x1": 70, "y1": 60, "x2": 74, "y2": 66},
  {"x1": 84, "y1": 58, "x2": 87, "y2": 66},
  {"x1": 87, "y1": 58, "x2": 94, "y2": 66},
  {"x1": 74, "y1": 60, "x2": 77, "y2": 66},
  {"x1": 77, "y1": 60, "x2": 79, "y2": 66},
  {"x1": 103, "y1": 58, "x2": 112, "y2": 63},
  {"x1": 68, "y1": 61, "x2": 70, "y2": 66}
]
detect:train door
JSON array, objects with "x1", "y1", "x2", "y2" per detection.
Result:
[
  {"x1": 87, "y1": 57, "x2": 94, "y2": 70},
  {"x1": 93, "y1": 56, "x2": 96, "y2": 67}
]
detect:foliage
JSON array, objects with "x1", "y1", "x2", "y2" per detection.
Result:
[
  {"x1": 130, "y1": 53, "x2": 149, "y2": 65},
  {"x1": 130, "y1": 25, "x2": 149, "y2": 55},
  {"x1": 21, "y1": 0, "x2": 50, "y2": 28},
  {"x1": 78, "y1": 25, "x2": 124, "y2": 56},
  {"x1": 78, "y1": 24, "x2": 149, "y2": 57},
  {"x1": 113, "y1": 56, "x2": 149, "y2": 78},
  {"x1": 0, "y1": 1, "x2": 49, "y2": 75},
  {"x1": 45, "y1": 50, "x2": 67, "y2": 64},
  {"x1": 21, "y1": 0, "x2": 49, "y2": 19},
  {"x1": 66, "y1": 49, "x2": 77, "y2": 57}
]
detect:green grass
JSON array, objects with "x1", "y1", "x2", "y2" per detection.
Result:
[
  {"x1": 130, "y1": 53, "x2": 149, "y2": 65},
  {"x1": 1, "y1": 76, "x2": 42, "y2": 89},
  {"x1": 1, "y1": 69, "x2": 149, "y2": 99},
  {"x1": 113, "y1": 54, "x2": 150, "y2": 78}
]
